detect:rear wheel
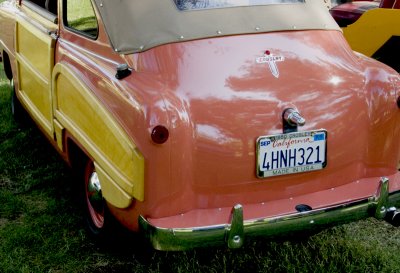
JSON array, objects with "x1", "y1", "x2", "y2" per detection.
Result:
[
  {"x1": 83, "y1": 160, "x2": 107, "y2": 237},
  {"x1": 80, "y1": 157, "x2": 149, "y2": 251},
  {"x1": 82, "y1": 159, "x2": 138, "y2": 247}
]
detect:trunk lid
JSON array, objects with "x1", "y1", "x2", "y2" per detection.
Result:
[{"x1": 134, "y1": 30, "x2": 398, "y2": 207}]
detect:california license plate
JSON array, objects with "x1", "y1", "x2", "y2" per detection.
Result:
[{"x1": 256, "y1": 130, "x2": 327, "y2": 178}]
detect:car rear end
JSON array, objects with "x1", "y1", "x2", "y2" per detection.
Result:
[{"x1": 91, "y1": 0, "x2": 400, "y2": 250}]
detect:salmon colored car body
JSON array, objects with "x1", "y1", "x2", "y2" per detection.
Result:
[{"x1": 0, "y1": 0, "x2": 399, "y2": 250}]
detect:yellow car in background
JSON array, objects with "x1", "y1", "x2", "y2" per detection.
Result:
[{"x1": 330, "y1": 0, "x2": 400, "y2": 72}]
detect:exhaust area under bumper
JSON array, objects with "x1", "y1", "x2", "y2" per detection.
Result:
[{"x1": 139, "y1": 177, "x2": 400, "y2": 251}]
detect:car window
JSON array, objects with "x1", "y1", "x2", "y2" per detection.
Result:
[
  {"x1": 174, "y1": 0, "x2": 305, "y2": 11},
  {"x1": 65, "y1": 0, "x2": 98, "y2": 38}
]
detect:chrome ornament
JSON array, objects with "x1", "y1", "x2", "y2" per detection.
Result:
[{"x1": 256, "y1": 51, "x2": 285, "y2": 78}]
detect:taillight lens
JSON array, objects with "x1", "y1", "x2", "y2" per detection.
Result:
[{"x1": 151, "y1": 125, "x2": 169, "y2": 144}]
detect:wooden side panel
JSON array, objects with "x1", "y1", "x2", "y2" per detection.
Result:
[
  {"x1": 53, "y1": 64, "x2": 145, "y2": 205},
  {"x1": 15, "y1": 16, "x2": 55, "y2": 135}
]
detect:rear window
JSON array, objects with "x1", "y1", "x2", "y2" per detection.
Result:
[{"x1": 174, "y1": 0, "x2": 305, "y2": 11}]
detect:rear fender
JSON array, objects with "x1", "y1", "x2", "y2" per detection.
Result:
[{"x1": 52, "y1": 63, "x2": 145, "y2": 207}]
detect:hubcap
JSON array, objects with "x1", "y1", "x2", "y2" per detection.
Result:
[{"x1": 86, "y1": 170, "x2": 104, "y2": 229}]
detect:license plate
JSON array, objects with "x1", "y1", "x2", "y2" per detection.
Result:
[{"x1": 256, "y1": 130, "x2": 327, "y2": 178}]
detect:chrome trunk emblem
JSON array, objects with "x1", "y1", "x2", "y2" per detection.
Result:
[{"x1": 256, "y1": 51, "x2": 285, "y2": 78}]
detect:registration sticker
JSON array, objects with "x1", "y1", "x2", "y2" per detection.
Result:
[{"x1": 256, "y1": 130, "x2": 327, "y2": 178}]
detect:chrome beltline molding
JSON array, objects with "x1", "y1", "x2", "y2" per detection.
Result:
[{"x1": 139, "y1": 177, "x2": 400, "y2": 251}]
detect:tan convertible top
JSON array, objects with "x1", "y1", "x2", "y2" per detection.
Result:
[{"x1": 92, "y1": 0, "x2": 340, "y2": 54}]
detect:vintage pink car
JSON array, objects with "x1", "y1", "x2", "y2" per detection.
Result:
[{"x1": 0, "y1": 0, "x2": 400, "y2": 250}]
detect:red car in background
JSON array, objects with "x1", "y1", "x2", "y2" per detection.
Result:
[{"x1": 330, "y1": 0, "x2": 400, "y2": 72}]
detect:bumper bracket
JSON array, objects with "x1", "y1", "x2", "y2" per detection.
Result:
[{"x1": 226, "y1": 204, "x2": 244, "y2": 249}]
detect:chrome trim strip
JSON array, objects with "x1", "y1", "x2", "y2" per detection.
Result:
[
  {"x1": 139, "y1": 177, "x2": 400, "y2": 251},
  {"x1": 23, "y1": 1, "x2": 58, "y2": 24},
  {"x1": 16, "y1": 11, "x2": 57, "y2": 37}
]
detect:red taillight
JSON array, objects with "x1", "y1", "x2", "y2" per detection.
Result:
[{"x1": 151, "y1": 125, "x2": 169, "y2": 144}]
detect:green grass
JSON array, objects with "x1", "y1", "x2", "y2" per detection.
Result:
[
  {"x1": 2, "y1": 66, "x2": 400, "y2": 273},
  {"x1": 66, "y1": 0, "x2": 98, "y2": 35}
]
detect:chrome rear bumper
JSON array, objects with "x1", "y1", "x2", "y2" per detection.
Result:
[{"x1": 139, "y1": 177, "x2": 400, "y2": 251}]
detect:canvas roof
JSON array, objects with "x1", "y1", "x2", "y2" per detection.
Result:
[{"x1": 92, "y1": 0, "x2": 340, "y2": 54}]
